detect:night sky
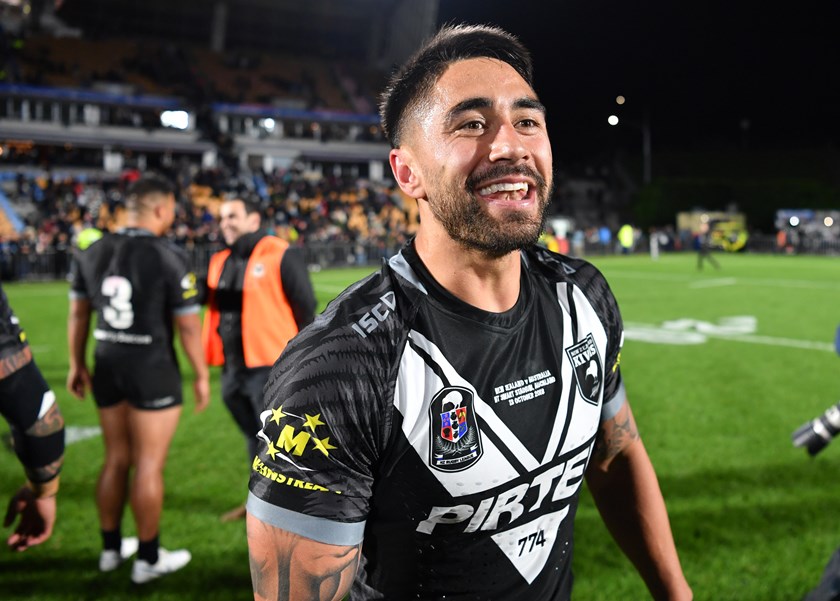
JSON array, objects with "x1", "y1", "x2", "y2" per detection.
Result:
[{"x1": 435, "y1": 0, "x2": 839, "y2": 165}]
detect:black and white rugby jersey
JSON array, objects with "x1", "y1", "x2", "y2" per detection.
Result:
[
  {"x1": 247, "y1": 240, "x2": 626, "y2": 601},
  {"x1": 69, "y1": 228, "x2": 199, "y2": 358},
  {"x1": 0, "y1": 282, "x2": 28, "y2": 357}
]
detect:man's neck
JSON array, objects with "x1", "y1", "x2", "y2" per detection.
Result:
[
  {"x1": 413, "y1": 229, "x2": 521, "y2": 313},
  {"x1": 125, "y1": 215, "x2": 161, "y2": 236},
  {"x1": 231, "y1": 230, "x2": 264, "y2": 257}
]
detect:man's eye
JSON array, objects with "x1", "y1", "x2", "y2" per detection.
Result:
[{"x1": 462, "y1": 121, "x2": 485, "y2": 130}]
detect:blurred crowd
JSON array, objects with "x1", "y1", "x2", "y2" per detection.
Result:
[{"x1": 0, "y1": 162, "x2": 418, "y2": 280}]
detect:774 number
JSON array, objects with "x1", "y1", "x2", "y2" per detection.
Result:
[{"x1": 517, "y1": 530, "x2": 546, "y2": 556}]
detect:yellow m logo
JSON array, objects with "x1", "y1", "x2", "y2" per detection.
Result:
[{"x1": 277, "y1": 425, "x2": 311, "y2": 456}]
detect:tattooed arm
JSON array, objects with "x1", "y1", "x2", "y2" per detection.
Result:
[
  {"x1": 5, "y1": 397, "x2": 65, "y2": 551},
  {"x1": 247, "y1": 512, "x2": 361, "y2": 601},
  {"x1": 585, "y1": 401, "x2": 692, "y2": 601}
]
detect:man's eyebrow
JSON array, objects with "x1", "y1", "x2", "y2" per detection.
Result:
[
  {"x1": 445, "y1": 96, "x2": 547, "y2": 124},
  {"x1": 514, "y1": 97, "x2": 546, "y2": 114},
  {"x1": 445, "y1": 97, "x2": 492, "y2": 123}
]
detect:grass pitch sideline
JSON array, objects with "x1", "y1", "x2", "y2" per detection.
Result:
[{"x1": 1, "y1": 254, "x2": 839, "y2": 600}]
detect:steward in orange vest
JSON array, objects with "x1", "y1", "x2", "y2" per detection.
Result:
[
  {"x1": 199, "y1": 197, "x2": 316, "y2": 521},
  {"x1": 202, "y1": 235, "x2": 305, "y2": 368}
]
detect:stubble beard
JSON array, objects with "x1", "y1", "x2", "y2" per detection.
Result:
[{"x1": 428, "y1": 166, "x2": 552, "y2": 259}]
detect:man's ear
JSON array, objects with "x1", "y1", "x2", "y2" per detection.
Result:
[
  {"x1": 389, "y1": 148, "x2": 426, "y2": 199},
  {"x1": 247, "y1": 211, "x2": 261, "y2": 233}
]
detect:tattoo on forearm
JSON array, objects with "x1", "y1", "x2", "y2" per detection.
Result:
[
  {"x1": 249, "y1": 550, "x2": 270, "y2": 598},
  {"x1": 26, "y1": 403, "x2": 65, "y2": 437},
  {"x1": 593, "y1": 413, "x2": 639, "y2": 463},
  {"x1": 249, "y1": 518, "x2": 362, "y2": 601},
  {"x1": 0, "y1": 346, "x2": 32, "y2": 378},
  {"x1": 27, "y1": 457, "x2": 63, "y2": 483},
  {"x1": 311, "y1": 544, "x2": 361, "y2": 600}
]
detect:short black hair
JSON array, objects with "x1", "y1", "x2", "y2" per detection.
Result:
[
  {"x1": 379, "y1": 23, "x2": 534, "y2": 148},
  {"x1": 125, "y1": 172, "x2": 175, "y2": 213},
  {"x1": 240, "y1": 195, "x2": 262, "y2": 216},
  {"x1": 224, "y1": 195, "x2": 262, "y2": 217}
]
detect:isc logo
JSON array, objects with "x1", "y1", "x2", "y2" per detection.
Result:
[{"x1": 350, "y1": 292, "x2": 396, "y2": 338}]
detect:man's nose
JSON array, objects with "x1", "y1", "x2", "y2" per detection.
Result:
[{"x1": 488, "y1": 122, "x2": 528, "y2": 162}]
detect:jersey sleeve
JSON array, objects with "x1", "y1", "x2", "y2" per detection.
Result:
[
  {"x1": 247, "y1": 277, "x2": 396, "y2": 546},
  {"x1": 162, "y1": 244, "x2": 200, "y2": 315},
  {"x1": 68, "y1": 253, "x2": 89, "y2": 300},
  {"x1": 589, "y1": 268, "x2": 626, "y2": 421}
]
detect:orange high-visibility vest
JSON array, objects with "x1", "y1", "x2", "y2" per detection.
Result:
[{"x1": 202, "y1": 236, "x2": 299, "y2": 368}]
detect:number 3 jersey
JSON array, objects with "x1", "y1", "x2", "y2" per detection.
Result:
[
  {"x1": 69, "y1": 228, "x2": 199, "y2": 359},
  {"x1": 247, "y1": 241, "x2": 626, "y2": 601}
]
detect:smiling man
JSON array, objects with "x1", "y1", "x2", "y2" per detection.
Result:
[{"x1": 245, "y1": 23, "x2": 692, "y2": 601}]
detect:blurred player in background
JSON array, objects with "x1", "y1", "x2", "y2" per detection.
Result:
[
  {"x1": 0, "y1": 281, "x2": 65, "y2": 552},
  {"x1": 67, "y1": 173, "x2": 210, "y2": 584},
  {"x1": 696, "y1": 222, "x2": 720, "y2": 271}
]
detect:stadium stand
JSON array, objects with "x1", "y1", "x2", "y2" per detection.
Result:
[{"x1": 1, "y1": 0, "x2": 834, "y2": 282}]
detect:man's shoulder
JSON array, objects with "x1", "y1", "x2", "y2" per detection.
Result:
[
  {"x1": 140, "y1": 235, "x2": 189, "y2": 261},
  {"x1": 293, "y1": 262, "x2": 416, "y2": 352},
  {"x1": 211, "y1": 246, "x2": 232, "y2": 260},
  {"x1": 524, "y1": 245, "x2": 606, "y2": 284},
  {"x1": 75, "y1": 232, "x2": 114, "y2": 264}
]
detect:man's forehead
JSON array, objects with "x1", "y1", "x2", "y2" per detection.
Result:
[
  {"x1": 440, "y1": 57, "x2": 531, "y2": 89},
  {"x1": 434, "y1": 58, "x2": 538, "y2": 109},
  {"x1": 221, "y1": 199, "x2": 245, "y2": 211}
]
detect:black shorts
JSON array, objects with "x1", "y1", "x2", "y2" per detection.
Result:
[
  {"x1": 92, "y1": 351, "x2": 182, "y2": 410},
  {"x1": 0, "y1": 358, "x2": 52, "y2": 432}
]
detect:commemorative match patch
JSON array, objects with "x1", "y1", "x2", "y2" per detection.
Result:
[
  {"x1": 565, "y1": 333, "x2": 603, "y2": 406},
  {"x1": 429, "y1": 386, "x2": 482, "y2": 472}
]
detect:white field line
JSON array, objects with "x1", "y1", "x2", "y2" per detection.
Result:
[
  {"x1": 689, "y1": 278, "x2": 738, "y2": 288},
  {"x1": 624, "y1": 322, "x2": 835, "y2": 352},
  {"x1": 65, "y1": 425, "x2": 102, "y2": 445},
  {"x1": 709, "y1": 333, "x2": 834, "y2": 352},
  {"x1": 605, "y1": 271, "x2": 840, "y2": 290}
]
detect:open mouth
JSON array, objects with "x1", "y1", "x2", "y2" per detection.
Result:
[{"x1": 476, "y1": 181, "x2": 531, "y2": 203}]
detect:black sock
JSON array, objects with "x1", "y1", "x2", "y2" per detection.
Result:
[
  {"x1": 102, "y1": 529, "x2": 121, "y2": 552},
  {"x1": 138, "y1": 535, "x2": 159, "y2": 564}
]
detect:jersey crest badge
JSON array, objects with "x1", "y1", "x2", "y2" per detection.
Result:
[
  {"x1": 565, "y1": 333, "x2": 603, "y2": 406},
  {"x1": 429, "y1": 386, "x2": 482, "y2": 472},
  {"x1": 252, "y1": 263, "x2": 266, "y2": 278}
]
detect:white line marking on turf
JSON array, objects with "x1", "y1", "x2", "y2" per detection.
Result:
[
  {"x1": 625, "y1": 322, "x2": 834, "y2": 352},
  {"x1": 712, "y1": 333, "x2": 834, "y2": 352},
  {"x1": 690, "y1": 278, "x2": 737, "y2": 288},
  {"x1": 605, "y1": 271, "x2": 840, "y2": 291},
  {"x1": 748, "y1": 278, "x2": 840, "y2": 290},
  {"x1": 65, "y1": 425, "x2": 102, "y2": 445}
]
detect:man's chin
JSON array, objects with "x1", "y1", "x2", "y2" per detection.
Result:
[{"x1": 458, "y1": 229, "x2": 541, "y2": 258}]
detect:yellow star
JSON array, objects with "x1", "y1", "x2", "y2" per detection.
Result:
[
  {"x1": 311, "y1": 436, "x2": 337, "y2": 457},
  {"x1": 270, "y1": 406, "x2": 286, "y2": 425},
  {"x1": 266, "y1": 441, "x2": 280, "y2": 460},
  {"x1": 304, "y1": 413, "x2": 326, "y2": 432}
]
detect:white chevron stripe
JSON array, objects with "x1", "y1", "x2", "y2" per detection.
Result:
[
  {"x1": 554, "y1": 283, "x2": 607, "y2": 458},
  {"x1": 394, "y1": 333, "x2": 526, "y2": 496}
]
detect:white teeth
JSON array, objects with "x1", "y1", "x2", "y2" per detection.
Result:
[{"x1": 478, "y1": 182, "x2": 529, "y2": 196}]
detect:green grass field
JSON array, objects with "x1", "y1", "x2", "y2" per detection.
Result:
[{"x1": 2, "y1": 254, "x2": 840, "y2": 600}]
